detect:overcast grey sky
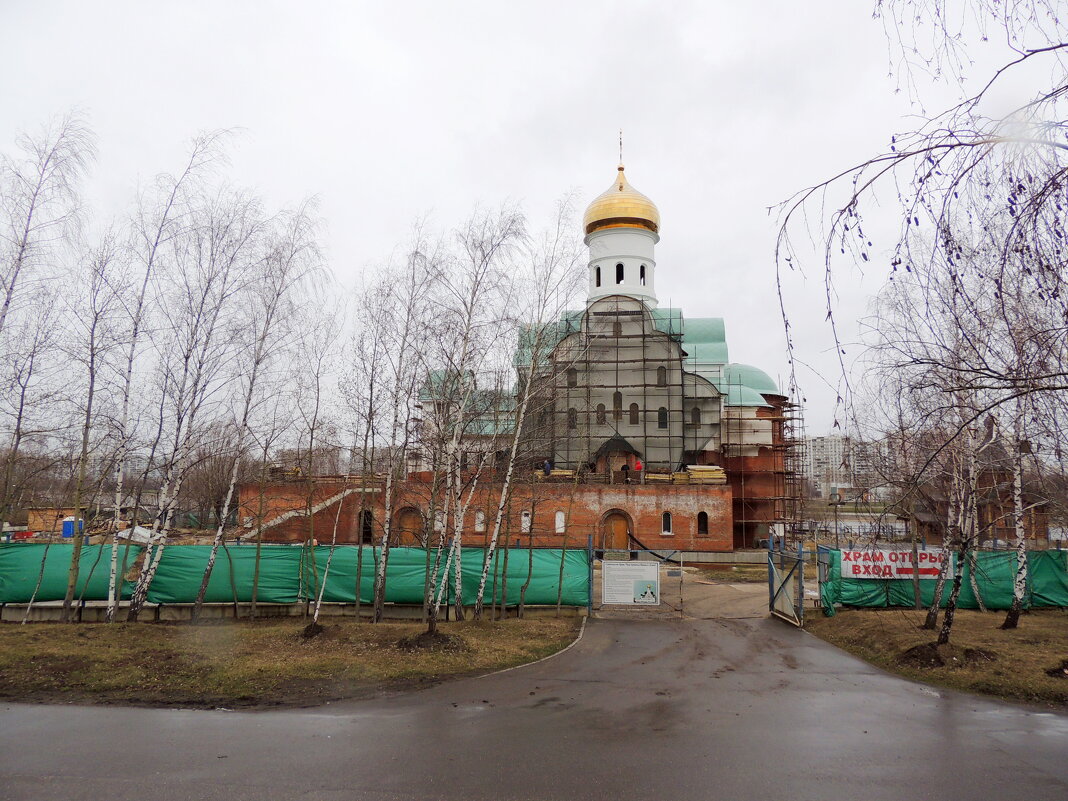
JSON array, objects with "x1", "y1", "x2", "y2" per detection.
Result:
[{"x1": 1, "y1": 1, "x2": 994, "y2": 434}]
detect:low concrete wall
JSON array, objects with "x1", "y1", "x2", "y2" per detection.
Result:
[
  {"x1": 635, "y1": 550, "x2": 768, "y2": 565},
  {"x1": 1, "y1": 600, "x2": 583, "y2": 623}
]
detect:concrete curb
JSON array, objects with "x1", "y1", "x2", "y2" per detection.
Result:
[{"x1": 480, "y1": 616, "x2": 588, "y2": 679}]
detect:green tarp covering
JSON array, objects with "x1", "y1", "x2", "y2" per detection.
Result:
[
  {"x1": 0, "y1": 543, "x2": 143, "y2": 603},
  {"x1": 821, "y1": 548, "x2": 1068, "y2": 615},
  {"x1": 301, "y1": 546, "x2": 589, "y2": 607},
  {"x1": 0, "y1": 543, "x2": 591, "y2": 607},
  {"x1": 145, "y1": 545, "x2": 302, "y2": 604}
]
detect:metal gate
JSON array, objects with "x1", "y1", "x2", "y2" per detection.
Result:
[{"x1": 768, "y1": 539, "x2": 805, "y2": 626}]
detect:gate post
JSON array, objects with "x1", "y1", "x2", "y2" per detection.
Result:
[
  {"x1": 586, "y1": 535, "x2": 593, "y2": 617},
  {"x1": 797, "y1": 539, "x2": 804, "y2": 626},
  {"x1": 767, "y1": 533, "x2": 775, "y2": 610}
]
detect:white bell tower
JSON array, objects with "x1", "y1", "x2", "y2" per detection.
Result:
[{"x1": 582, "y1": 164, "x2": 661, "y2": 309}]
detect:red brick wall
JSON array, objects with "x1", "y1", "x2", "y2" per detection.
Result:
[{"x1": 238, "y1": 479, "x2": 734, "y2": 552}]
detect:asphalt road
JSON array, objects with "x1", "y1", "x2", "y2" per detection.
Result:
[{"x1": 2, "y1": 614, "x2": 1067, "y2": 801}]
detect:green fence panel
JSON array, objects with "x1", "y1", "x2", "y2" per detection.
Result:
[
  {"x1": 459, "y1": 548, "x2": 589, "y2": 606},
  {"x1": 957, "y1": 551, "x2": 1016, "y2": 610},
  {"x1": 1029, "y1": 550, "x2": 1068, "y2": 608},
  {"x1": 303, "y1": 546, "x2": 429, "y2": 605},
  {"x1": 822, "y1": 548, "x2": 1068, "y2": 612},
  {"x1": 145, "y1": 545, "x2": 302, "y2": 604},
  {"x1": 0, "y1": 543, "x2": 143, "y2": 603},
  {"x1": 1, "y1": 543, "x2": 594, "y2": 608},
  {"x1": 301, "y1": 546, "x2": 591, "y2": 607}
]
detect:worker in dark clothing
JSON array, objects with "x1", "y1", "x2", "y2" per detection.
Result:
[{"x1": 621, "y1": 462, "x2": 631, "y2": 484}]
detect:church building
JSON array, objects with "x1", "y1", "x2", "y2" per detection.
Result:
[{"x1": 240, "y1": 163, "x2": 799, "y2": 553}]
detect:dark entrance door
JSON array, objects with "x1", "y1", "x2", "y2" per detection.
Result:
[{"x1": 602, "y1": 512, "x2": 631, "y2": 551}]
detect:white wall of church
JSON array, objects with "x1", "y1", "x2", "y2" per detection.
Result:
[{"x1": 586, "y1": 228, "x2": 658, "y2": 307}]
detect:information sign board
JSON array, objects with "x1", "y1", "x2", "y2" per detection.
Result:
[{"x1": 602, "y1": 561, "x2": 660, "y2": 605}]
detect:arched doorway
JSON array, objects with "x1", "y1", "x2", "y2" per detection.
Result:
[
  {"x1": 600, "y1": 510, "x2": 632, "y2": 552},
  {"x1": 394, "y1": 507, "x2": 424, "y2": 546}
]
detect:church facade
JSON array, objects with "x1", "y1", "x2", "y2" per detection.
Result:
[{"x1": 240, "y1": 164, "x2": 798, "y2": 553}]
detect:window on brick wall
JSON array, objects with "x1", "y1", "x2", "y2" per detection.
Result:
[
  {"x1": 475, "y1": 510, "x2": 486, "y2": 532},
  {"x1": 596, "y1": 403, "x2": 606, "y2": 425},
  {"x1": 662, "y1": 512, "x2": 673, "y2": 535},
  {"x1": 521, "y1": 510, "x2": 532, "y2": 533},
  {"x1": 657, "y1": 407, "x2": 668, "y2": 428},
  {"x1": 555, "y1": 510, "x2": 565, "y2": 534},
  {"x1": 697, "y1": 511, "x2": 708, "y2": 536},
  {"x1": 629, "y1": 403, "x2": 639, "y2": 425}
]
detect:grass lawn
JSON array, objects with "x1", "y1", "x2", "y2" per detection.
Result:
[
  {"x1": 0, "y1": 616, "x2": 581, "y2": 708},
  {"x1": 806, "y1": 608, "x2": 1068, "y2": 707}
]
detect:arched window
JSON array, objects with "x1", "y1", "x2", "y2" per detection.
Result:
[
  {"x1": 555, "y1": 510, "x2": 565, "y2": 534},
  {"x1": 613, "y1": 391, "x2": 623, "y2": 421},
  {"x1": 639, "y1": 264, "x2": 646, "y2": 285},
  {"x1": 595, "y1": 266, "x2": 601, "y2": 287},
  {"x1": 359, "y1": 510, "x2": 374, "y2": 544},
  {"x1": 691, "y1": 406, "x2": 701, "y2": 425},
  {"x1": 596, "y1": 403, "x2": 606, "y2": 425},
  {"x1": 613, "y1": 321, "x2": 622, "y2": 337},
  {"x1": 521, "y1": 510, "x2": 532, "y2": 533},
  {"x1": 629, "y1": 403, "x2": 639, "y2": 425},
  {"x1": 567, "y1": 407, "x2": 577, "y2": 429},
  {"x1": 697, "y1": 511, "x2": 709, "y2": 536},
  {"x1": 662, "y1": 512, "x2": 673, "y2": 535},
  {"x1": 615, "y1": 262, "x2": 624, "y2": 284},
  {"x1": 566, "y1": 367, "x2": 577, "y2": 387},
  {"x1": 656, "y1": 365, "x2": 667, "y2": 386},
  {"x1": 475, "y1": 510, "x2": 486, "y2": 532},
  {"x1": 657, "y1": 407, "x2": 668, "y2": 429}
]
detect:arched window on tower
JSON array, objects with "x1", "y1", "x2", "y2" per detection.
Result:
[
  {"x1": 566, "y1": 367, "x2": 577, "y2": 387},
  {"x1": 613, "y1": 391, "x2": 623, "y2": 421},
  {"x1": 640, "y1": 264, "x2": 646, "y2": 285},
  {"x1": 697, "y1": 511, "x2": 709, "y2": 536},
  {"x1": 613, "y1": 321, "x2": 622, "y2": 337},
  {"x1": 657, "y1": 407, "x2": 668, "y2": 429},
  {"x1": 656, "y1": 365, "x2": 667, "y2": 386},
  {"x1": 555, "y1": 510, "x2": 566, "y2": 534},
  {"x1": 595, "y1": 266, "x2": 601, "y2": 287},
  {"x1": 691, "y1": 406, "x2": 701, "y2": 425},
  {"x1": 567, "y1": 408, "x2": 577, "y2": 429},
  {"x1": 662, "y1": 512, "x2": 673, "y2": 535},
  {"x1": 629, "y1": 403, "x2": 639, "y2": 425},
  {"x1": 615, "y1": 262, "x2": 624, "y2": 284},
  {"x1": 596, "y1": 403, "x2": 606, "y2": 425}
]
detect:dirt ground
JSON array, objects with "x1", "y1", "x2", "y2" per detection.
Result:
[
  {"x1": 806, "y1": 607, "x2": 1068, "y2": 707},
  {"x1": 0, "y1": 616, "x2": 580, "y2": 708}
]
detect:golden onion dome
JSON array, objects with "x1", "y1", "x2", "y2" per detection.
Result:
[{"x1": 582, "y1": 164, "x2": 660, "y2": 236}]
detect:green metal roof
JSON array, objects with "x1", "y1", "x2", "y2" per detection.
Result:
[
  {"x1": 723, "y1": 363, "x2": 778, "y2": 395},
  {"x1": 650, "y1": 307, "x2": 684, "y2": 340}
]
